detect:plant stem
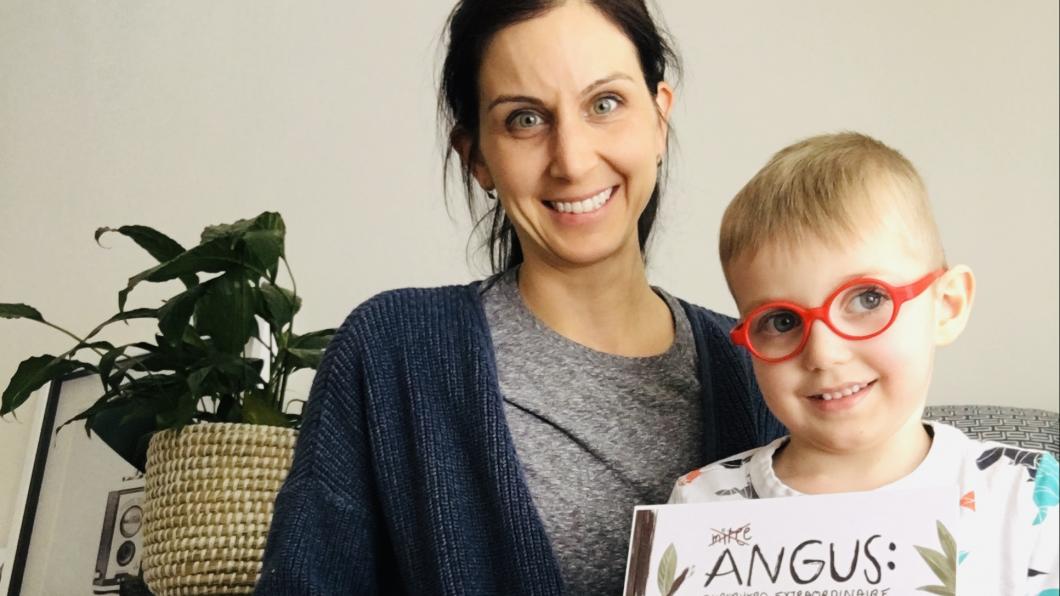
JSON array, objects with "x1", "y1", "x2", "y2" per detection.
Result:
[{"x1": 282, "y1": 257, "x2": 298, "y2": 298}]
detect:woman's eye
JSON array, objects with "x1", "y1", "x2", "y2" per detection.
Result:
[
  {"x1": 509, "y1": 111, "x2": 543, "y2": 129},
  {"x1": 591, "y1": 96, "x2": 619, "y2": 116}
]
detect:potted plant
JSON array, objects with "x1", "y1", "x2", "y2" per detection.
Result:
[{"x1": 1, "y1": 211, "x2": 334, "y2": 595}]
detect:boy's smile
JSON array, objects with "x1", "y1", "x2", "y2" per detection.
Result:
[{"x1": 805, "y1": 378, "x2": 877, "y2": 410}]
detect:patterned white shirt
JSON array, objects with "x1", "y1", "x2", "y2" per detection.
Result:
[{"x1": 669, "y1": 421, "x2": 1059, "y2": 595}]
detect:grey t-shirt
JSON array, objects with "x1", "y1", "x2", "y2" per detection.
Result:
[{"x1": 481, "y1": 270, "x2": 703, "y2": 595}]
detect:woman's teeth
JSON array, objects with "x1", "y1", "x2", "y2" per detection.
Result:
[
  {"x1": 816, "y1": 383, "x2": 865, "y2": 401},
  {"x1": 548, "y1": 188, "x2": 612, "y2": 214}
]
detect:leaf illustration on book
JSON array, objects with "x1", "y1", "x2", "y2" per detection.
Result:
[
  {"x1": 664, "y1": 566, "x2": 691, "y2": 596},
  {"x1": 657, "y1": 544, "x2": 677, "y2": 596},
  {"x1": 914, "y1": 521, "x2": 957, "y2": 596},
  {"x1": 1032, "y1": 453, "x2": 1059, "y2": 526}
]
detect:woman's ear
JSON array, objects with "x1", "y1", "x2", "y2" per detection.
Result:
[
  {"x1": 452, "y1": 129, "x2": 494, "y2": 192},
  {"x1": 934, "y1": 265, "x2": 975, "y2": 346},
  {"x1": 653, "y1": 81, "x2": 674, "y2": 155}
]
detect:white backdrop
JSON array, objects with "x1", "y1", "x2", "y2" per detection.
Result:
[{"x1": 2, "y1": 0, "x2": 1057, "y2": 543}]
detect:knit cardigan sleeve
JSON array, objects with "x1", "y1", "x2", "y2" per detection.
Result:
[
  {"x1": 679, "y1": 300, "x2": 787, "y2": 460},
  {"x1": 254, "y1": 299, "x2": 391, "y2": 595}
]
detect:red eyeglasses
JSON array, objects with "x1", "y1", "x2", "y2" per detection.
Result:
[{"x1": 730, "y1": 269, "x2": 947, "y2": 363}]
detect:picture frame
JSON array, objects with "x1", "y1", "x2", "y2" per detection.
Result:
[{"x1": 4, "y1": 373, "x2": 145, "y2": 596}]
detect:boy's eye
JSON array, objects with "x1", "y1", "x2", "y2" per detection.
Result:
[
  {"x1": 590, "y1": 96, "x2": 620, "y2": 116},
  {"x1": 844, "y1": 287, "x2": 890, "y2": 313},
  {"x1": 858, "y1": 291, "x2": 883, "y2": 310},
  {"x1": 754, "y1": 309, "x2": 802, "y2": 336}
]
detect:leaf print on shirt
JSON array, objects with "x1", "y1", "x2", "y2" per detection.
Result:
[
  {"x1": 976, "y1": 446, "x2": 1042, "y2": 480},
  {"x1": 677, "y1": 469, "x2": 702, "y2": 486},
  {"x1": 720, "y1": 455, "x2": 753, "y2": 469},
  {"x1": 1032, "y1": 453, "x2": 1058, "y2": 526},
  {"x1": 715, "y1": 481, "x2": 759, "y2": 500}
]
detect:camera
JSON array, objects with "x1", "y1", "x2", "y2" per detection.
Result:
[{"x1": 93, "y1": 486, "x2": 144, "y2": 592}]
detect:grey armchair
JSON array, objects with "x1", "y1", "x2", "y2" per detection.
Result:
[{"x1": 923, "y1": 405, "x2": 1059, "y2": 457}]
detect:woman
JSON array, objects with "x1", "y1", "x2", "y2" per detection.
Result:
[{"x1": 256, "y1": 1, "x2": 783, "y2": 594}]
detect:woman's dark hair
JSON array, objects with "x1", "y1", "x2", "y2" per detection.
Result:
[{"x1": 439, "y1": 0, "x2": 680, "y2": 274}]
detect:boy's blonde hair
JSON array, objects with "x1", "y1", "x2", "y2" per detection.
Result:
[{"x1": 719, "y1": 132, "x2": 946, "y2": 275}]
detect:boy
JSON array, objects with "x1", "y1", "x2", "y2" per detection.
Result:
[{"x1": 670, "y1": 132, "x2": 1058, "y2": 593}]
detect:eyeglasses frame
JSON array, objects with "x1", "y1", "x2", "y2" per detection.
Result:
[{"x1": 730, "y1": 269, "x2": 948, "y2": 363}]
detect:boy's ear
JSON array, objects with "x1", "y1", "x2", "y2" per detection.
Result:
[
  {"x1": 934, "y1": 265, "x2": 975, "y2": 346},
  {"x1": 452, "y1": 129, "x2": 494, "y2": 192}
]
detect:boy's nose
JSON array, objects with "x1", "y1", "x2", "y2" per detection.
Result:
[
  {"x1": 548, "y1": 116, "x2": 598, "y2": 181},
  {"x1": 800, "y1": 319, "x2": 853, "y2": 371}
]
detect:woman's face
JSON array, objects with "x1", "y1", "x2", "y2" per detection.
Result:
[{"x1": 470, "y1": 1, "x2": 673, "y2": 270}]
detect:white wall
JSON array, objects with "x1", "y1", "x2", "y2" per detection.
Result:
[{"x1": 2, "y1": 0, "x2": 1057, "y2": 544}]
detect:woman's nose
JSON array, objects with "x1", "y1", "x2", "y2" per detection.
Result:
[
  {"x1": 548, "y1": 116, "x2": 598, "y2": 181},
  {"x1": 800, "y1": 319, "x2": 853, "y2": 371}
]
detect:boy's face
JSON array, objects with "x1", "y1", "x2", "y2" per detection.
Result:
[{"x1": 727, "y1": 215, "x2": 943, "y2": 455}]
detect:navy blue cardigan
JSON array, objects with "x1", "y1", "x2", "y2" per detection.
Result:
[{"x1": 255, "y1": 283, "x2": 783, "y2": 595}]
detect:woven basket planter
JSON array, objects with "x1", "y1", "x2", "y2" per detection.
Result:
[{"x1": 142, "y1": 422, "x2": 297, "y2": 595}]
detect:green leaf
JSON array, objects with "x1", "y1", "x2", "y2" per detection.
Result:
[
  {"x1": 282, "y1": 328, "x2": 335, "y2": 370},
  {"x1": 106, "y1": 307, "x2": 158, "y2": 323},
  {"x1": 2, "y1": 356, "x2": 93, "y2": 415},
  {"x1": 201, "y1": 212, "x2": 285, "y2": 276},
  {"x1": 118, "y1": 238, "x2": 253, "y2": 311},
  {"x1": 201, "y1": 215, "x2": 259, "y2": 243},
  {"x1": 284, "y1": 348, "x2": 324, "y2": 369},
  {"x1": 96, "y1": 225, "x2": 186, "y2": 262},
  {"x1": 209, "y1": 354, "x2": 264, "y2": 394},
  {"x1": 936, "y1": 521, "x2": 957, "y2": 566},
  {"x1": 241, "y1": 389, "x2": 291, "y2": 427},
  {"x1": 201, "y1": 212, "x2": 284, "y2": 243},
  {"x1": 155, "y1": 391, "x2": 197, "y2": 431},
  {"x1": 194, "y1": 273, "x2": 257, "y2": 354},
  {"x1": 0, "y1": 303, "x2": 45, "y2": 322},
  {"x1": 97, "y1": 225, "x2": 198, "y2": 290},
  {"x1": 91, "y1": 401, "x2": 155, "y2": 472},
  {"x1": 914, "y1": 546, "x2": 955, "y2": 589},
  {"x1": 242, "y1": 229, "x2": 285, "y2": 275},
  {"x1": 657, "y1": 543, "x2": 677, "y2": 596},
  {"x1": 186, "y1": 367, "x2": 213, "y2": 397},
  {"x1": 259, "y1": 282, "x2": 300, "y2": 330},
  {"x1": 217, "y1": 395, "x2": 243, "y2": 423},
  {"x1": 116, "y1": 213, "x2": 286, "y2": 310},
  {"x1": 157, "y1": 285, "x2": 206, "y2": 343},
  {"x1": 98, "y1": 345, "x2": 130, "y2": 390},
  {"x1": 288, "y1": 328, "x2": 336, "y2": 350},
  {"x1": 915, "y1": 585, "x2": 953, "y2": 595},
  {"x1": 72, "y1": 340, "x2": 115, "y2": 353}
]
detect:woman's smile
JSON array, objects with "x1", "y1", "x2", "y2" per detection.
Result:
[{"x1": 544, "y1": 185, "x2": 616, "y2": 216}]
